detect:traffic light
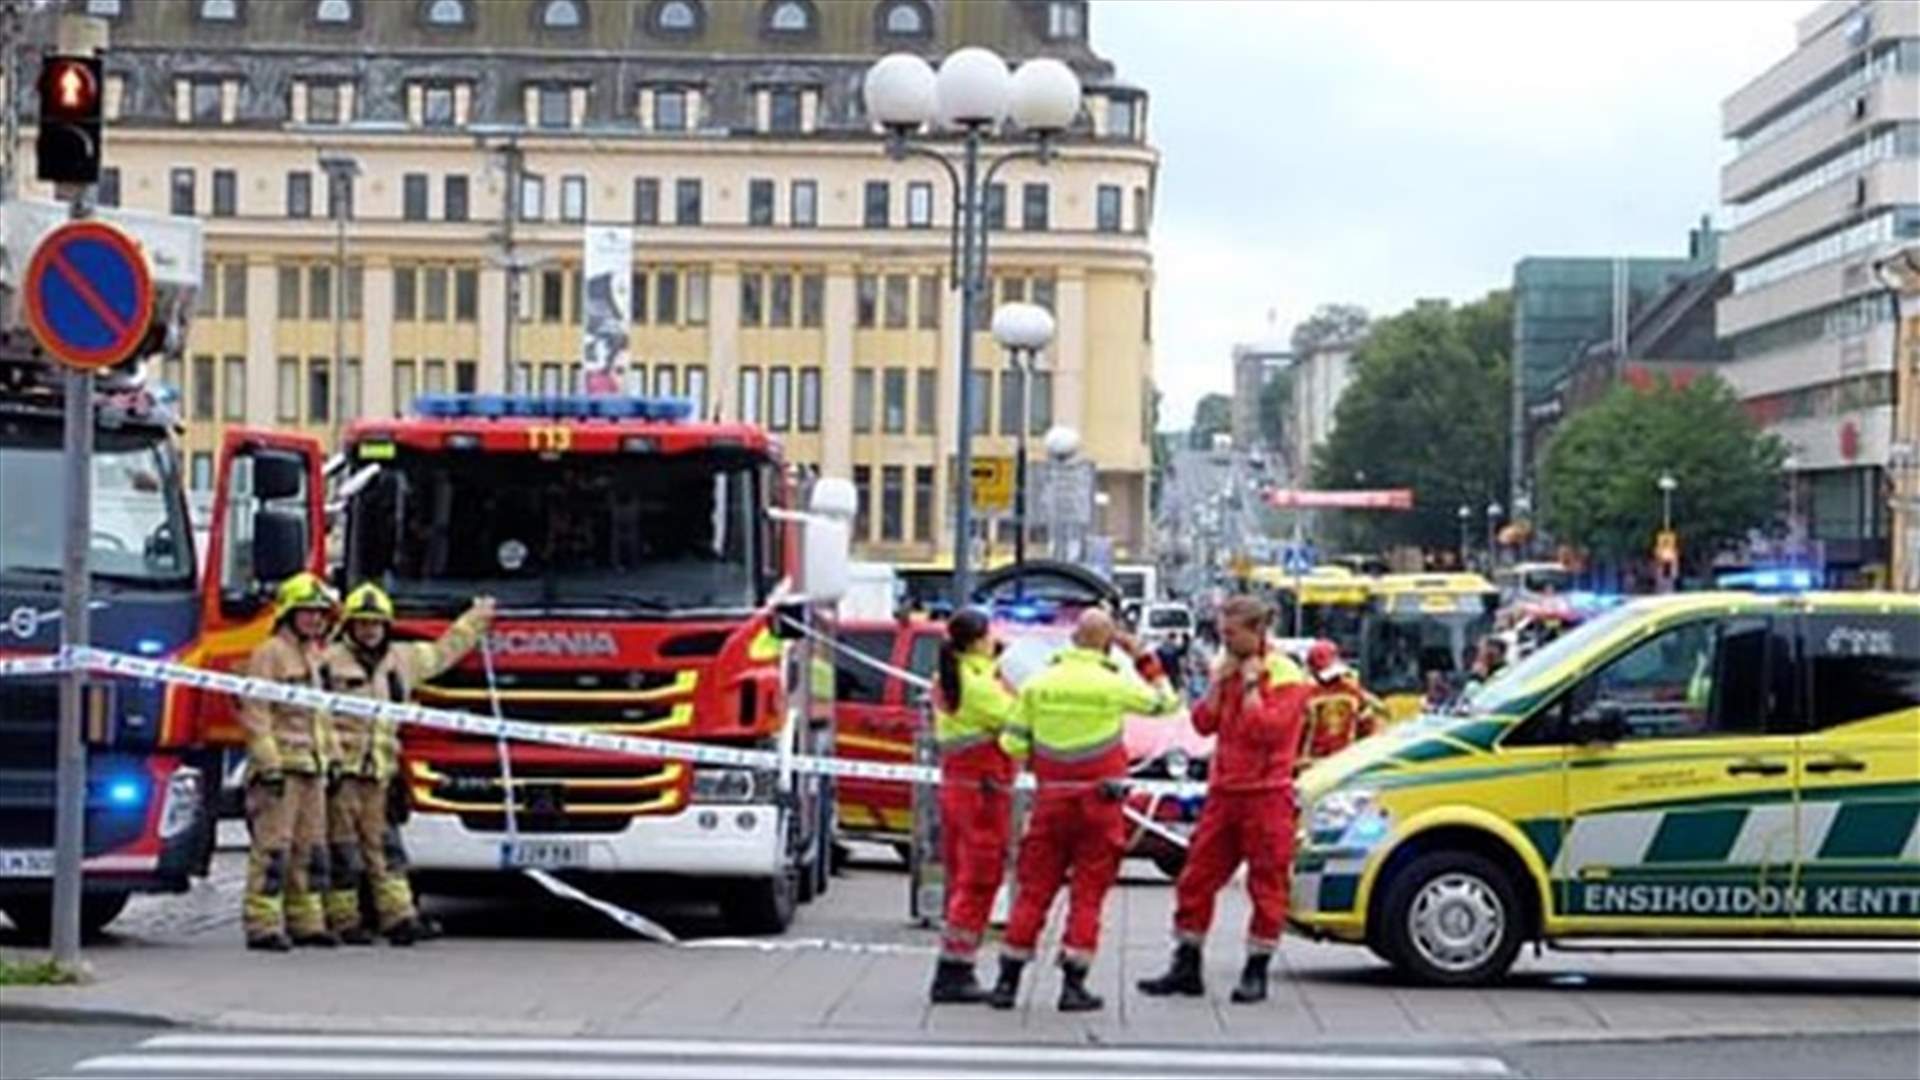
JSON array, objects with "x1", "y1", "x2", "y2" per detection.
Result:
[{"x1": 36, "y1": 53, "x2": 104, "y2": 185}]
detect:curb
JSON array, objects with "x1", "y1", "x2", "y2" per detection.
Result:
[{"x1": 0, "y1": 1000, "x2": 181, "y2": 1029}]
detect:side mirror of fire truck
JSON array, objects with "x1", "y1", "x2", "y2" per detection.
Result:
[{"x1": 801, "y1": 478, "x2": 856, "y2": 605}]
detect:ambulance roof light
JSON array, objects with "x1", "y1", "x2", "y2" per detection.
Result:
[{"x1": 412, "y1": 393, "x2": 695, "y2": 422}]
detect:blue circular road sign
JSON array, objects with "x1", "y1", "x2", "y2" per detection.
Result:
[{"x1": 22, "y1": 220, "x2": 154, "y2": 371}]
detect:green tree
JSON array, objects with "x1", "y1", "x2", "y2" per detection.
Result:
[
  {"x1": 1290, "y1": 303, "x2": 1371, "y2": 356},
  {"x1": 1311, "y1": 292, "x2": 1512, "y2": 551},
  {"x1": 1188, "y1": 392, "x2": 1233, "y2": 450},
  {"x1": 1257, "y1": 367, "x2": 1293, "y2": 450},
  {"x1": 1539, "y1": 375, "x2": 1785, "y2": 571}
]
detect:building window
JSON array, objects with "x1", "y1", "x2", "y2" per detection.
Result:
[
  {"x1": 423, "y1": 0, "x2": 468, "y2": 27},
  {"x1": 999, "y1": 370, "x2": 1023, "y2": 436},
  {"x1": 307, "y1": 358, "x2": 331, "y2": 423},
  {"x1": 520, "y1": 174, "x2": 545, "y2": 221},
  {"x1": 856, "y1": 275, "x2": 878, "y2": 328},
  {"x1": 170, "y1": 169, "x2": 195, "y2": 215},
  {"x1": 208, "y1": 169, "x2": 236, "y2": 217},
  {"x1": 402, "y1": 173, "x2": 429, "y2": 221},
  {"x1": 393, "y1": 267, "x2": 417, "y2": 320},
  {"x1": 1030, "y1": 371, "x2": 1053, "y2": 434},
  {"x1": 315, "y1": 0, "x2": 353, "y2": 24},
  {"x1": 539, "y1": 270, "x2": 564, "y2": 323},
  {"x1": 880, "y1": 465, "x2": 904, "y2": 542},
  {"x1": 767, "y1": 367, "x2": 793, "y2": 431},
  {"x1": 768, "y1": 87, "x2": 803, "y2": 132},
  {"x1": 913, "y1": 465, "x2": 934, "y2": 542},
  {"x1": 422, "y1": 84, "x2": 454, "y2": 127},
  {"x1": 649, "y1": 365, "x2": 672, "y2": 395},
  {"x1": 190, "y1": 355, "x2": 215, "y2": 420},
  {"x1": 883, "y1": 368, "x2": 907, "y2": 433},
  {"x1": 634, "y1": 177, "x2": 660, "y2": 224},
  {"x1": 1109, "y1": 97, "x2": 1136, "y2": 140},
  {"x1": 864, "y1": 181, "x2": 890, "y2": 228},
  {"x1": 853, "y1": 466, "x2": 871, "y2": 541},
  {"x1": 879, "y1": 0, "x2": 931, "y2": 39},
  {"x1": 539, "y1": 0, "x2": 583, "y2": 28},
  {"x1": 884, "y1": 274, "x2": 909, "y2": 329},
  {"x1": 675, "y1": 179, "x2": 702, "y2": 224},
  {"x1": 197, "y1": 0, "x2": 240, "y2": 23},
  {"x1": 984, "y1": 183, "x2": 1006, "y2": 230},
  {"x1": 221, "y1": 356, "x2": 246, "y2": 421},
  {"x1": 455, "y1": 268, "x2": 478, "y2": 321},
  {"x1": 853, "y1": 369, "x2": 874, "y2": 433},
  {"x1": 684, "y1": 365, "x2": 707, "y2": 409},
  {"x1": 275, "y1": 357, "x2": 300, "y2": 421},
  {"x1": 765, "y1": 0, "x2": 813, "y2": 33},
  {"x1": 536, "y1": 85, "x2": 570, "y2": 129},
  {"x1": 86, "y1": 0, "x2": 124, "y2": 16},
  {"x1": 1133, "y1": 186, "x2": 1149, "y2": 234},
  {"x1": 914, "y1": 368, "x2": 936, "y2": 434},
  {"x1": 798, "y1": 368, "x2": 821, "y2": 431},
  {"x1": 97, "y1": 167, "x2": 121, "y2": 207},
  {"x1": 342, "y1": 358, "x2": 363, "y2": 420},
  {"x1": 656, "y1": 271, "x2": 679, "y2": 323},
  {"x1": 653, "y1": 88, "x2": 688, "y2": 131},
  {"x1": 630, "y1": 271, "x2": 649, "y2": 322},
  {"x1": 308, "y1": 82, "x2": 342, "y2": 124},
  {"x1": 422, "y1": 359, "x2": 447, "y2": 396},
  {"x1": 1046, "y1": 0, "x2": 1083, "y2": 40},
  {"x1": 1096, "y1": 184, "x2": 1121, "y2": 232},
  {"x1": 222, "y1": 262, "x2": 248, "y2": 317},
  {"x1": 191, "y1": 80, "x2": 222, "y2": 123},
  {"x1": 790, "y1": 180, "x2": 817, "y2": 227},
  {"x1": 560, "y1": 175, "x2": 587, "y2": 222},
  {"x1": 454, "y1": 359, "x2": 476, "y2": 393},
  {"x1": 749, "y1": 179, "x2": 775, "y2": 225},
  {"x1": 424, "y1": 267, "x2": 450, "y2": 321},
  {"x1": 444, "y1": 174, "x2": 469, "y2": 222},
  {"x1": 327, "y1": 169, "x2": 354, "y2": 220},
  {"x1": 738, "y1": 368, "x2": 763, "y2": 424},
  {"x1": 392, "y1": 360, "x2": 417, "y2": 415},
  {"x1": 801, "y1": 273, "x2": 824, "y2": 327},
  {"x1": 906, "y1": 181, "x2": 933, "y2": 228},
  {"x1": 740, "y1": 273, "x2": 764, "y2": 326},
  {"x1": 309, "y1": 264, "x2": 333, "y2": 320},
  {"x1": 1022, "y1": 183, "x2": 1050, "y2": 231},
  {"x1": 651, "y1": 0, "x2": 702, "y2": 34},
  {"x1": 1032, "y1": 276, "x2": 1056, "y2": 312},
  {"x1": 277, "y1": 265, "x2": 302, "y2": 319},
  {"x1": 917, "y1": 274, "x2": 940, "y2": 329},
  {"x1": 968, "y1": 370, "x2": 990, "y2": 434}
]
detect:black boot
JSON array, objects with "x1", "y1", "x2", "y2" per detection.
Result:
[
  {"x1": 292, "y1": 930, "x2": 340, "y2": 948},
  {"x1": 415, "y1": 913, "x2": 444, "y2": 941},
  {"x1": 1136, "y1": 942, "x2": 1205, "y2": 997},
  {"x1": 985, "y1": 956, "x2": 1025, "y2": 1011},
  {"x1": 1057, "y1": 960, "x2": 1105, "y2": 1013},
  {"x1": 385, "y1": 919, "x2": 421, "y2": 947},
  {"x1": 1229, "y1": 953, "x2": 1271, "y2": 1004},
  {"x1": 929, "y1": 959, "x2": 989, "y2": 1004},
  {"x1": 338, "y1": 926, "x2": 375, "y2": 946},
  {"x1": 245, "y1": 931, "x2": 292, "y2": 953}
]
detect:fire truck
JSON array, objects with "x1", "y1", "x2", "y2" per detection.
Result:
[
  {"x1": 330, "y1": 393, "x2": 851, "y2": 933},
  {"x1": 0, "y1": 200, "x2": 332, "y2": 938}
]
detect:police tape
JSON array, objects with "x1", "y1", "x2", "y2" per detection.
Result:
[{"x1": 0, "y1": 647, "x2": 1210, "y2": 801}]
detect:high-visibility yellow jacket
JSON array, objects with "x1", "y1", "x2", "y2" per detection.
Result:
[
  {"x1": 319, "y1": 609, "x2": 487, "y2": 781},
  {"x1": 240, "y1": 630, "x2": 338, "y2": 778},
  {"x1": 935, "y1": 652, "x2": 1017, "y2": 780},
  {"x1": 1001, "y1": 646, "x2": 1180, "y2": 783}
]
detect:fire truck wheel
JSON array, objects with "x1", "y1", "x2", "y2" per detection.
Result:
[
  {"x1": 1, "y1": 890, "x2": 131, "y2": 943},
  {"x1": 719, "y1": 869, "x2": 797, "y2": 936}
]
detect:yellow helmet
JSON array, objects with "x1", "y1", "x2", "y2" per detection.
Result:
[
  {"x1": 341, "y1": 583, "x2": 395, "y2": 623},
  {"x1": 274, "y1": 572, "x2": 336, "y2": 622}
]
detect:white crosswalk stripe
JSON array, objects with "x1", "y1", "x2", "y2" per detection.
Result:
[{"x1": 62, "y1": 1031, "x2": 1513, "y2": 1079}]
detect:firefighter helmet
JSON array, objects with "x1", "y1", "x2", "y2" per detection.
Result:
[
  {"x1": 341, "y1": 583, "x2": 395, "y2": 623},
  {"x1": 274, "y1": 572, "x2": 337, "y2": 623},
  {"x1": 1306, "y1": 638, "x2": 1348, "y2": 682}
]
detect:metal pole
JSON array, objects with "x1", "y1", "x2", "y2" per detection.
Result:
[
  {"x1": 1014, "y1": 352, "x2": 1029, "y2": 569},
  {"x1": 1, "y1": 0, "x2": 21, "y2": 204},
  {"x1": 499, "y1": 141, "x2": 521, "y2": 394},
  {"x1": 331, "y1": 192, "x2": 346, "y2": 446},
  {"x1": 951, "y1": 129, "x2": 981, "y2": 610}
]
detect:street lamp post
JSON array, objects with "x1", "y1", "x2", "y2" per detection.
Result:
[
  {"x1": 1658, "y1": 473, "x2": 1677, "y2": 532},
  {"x1": 317, "y1": 152, "x2": 361, "y2": 449},
  {"x1": 1457, "y1": 504, "x2": 1471, "y2": 569},
  {"x1": 992, "y1": 302, "x2": 1056, "y2": 570},
  {"x1": 864, "y1": 49, "x2": 1081, "y2": 610},
  {"x1": 1485, "y1": 501, "x2": 1503, "y2": 569}
]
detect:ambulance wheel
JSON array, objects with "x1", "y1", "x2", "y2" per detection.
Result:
[
  {"x1": 1, "y1": 891, "x2": 131, "y2": 943},
  {"x1": 721, "y1": 869, "x2": 797, "y2": 936},
  {"x1": 1378, "y1": 850, "x2": 1522, "y2": 987}
]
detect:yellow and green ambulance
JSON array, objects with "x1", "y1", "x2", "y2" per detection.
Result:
[{"x1": 1290, "y1": 591, "x2": 1920, "y2": 985}]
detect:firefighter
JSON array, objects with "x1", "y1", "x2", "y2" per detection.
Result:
[
  {"x1": 1138, "y1": 595, "x2": 1311, "y2": 1004},
  {"x1": 1299, "y1": 639, "x2": 1387, "y2": 767},
  {"x1": 927, "y1": 608, "x2": 1018, "y2": 1004},
  {"x1": 240, "y1": 572, "x2": 342, "y2": 952},
  {"x1": 321, "y1": 584, "x2": 494, "y2": 946},
  {"x1": 987, "y1": 609, "x2": 1180, "y2": 1013}
]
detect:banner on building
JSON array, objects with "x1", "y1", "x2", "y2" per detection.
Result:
[
  {"x1": 580, "y1": 225, "x2": 633, "y2": 389},
  {"x1": 1266, "y1": 488, "x2": 1415, "y2": 510}
]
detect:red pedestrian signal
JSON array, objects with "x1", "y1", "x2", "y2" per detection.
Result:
[{"x1": 36, "y1": 54, "x2": 105, "y2": 185}]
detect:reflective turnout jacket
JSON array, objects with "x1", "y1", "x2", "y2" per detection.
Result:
[
  {"x1": 1001, "y1": 647, "x2": 1180, "y2": 784},
  {"x1": 934, "y1": 652, "x2": 1018, "y2": 781},
  {"x1": 241, "y1": 631, "x2": 338, "y2": 777},
  {"x1": 1299, "y1": 674, "x2": 1386, "y2": 765},
  {"x1": 319, "y1": 610, "x2": 487, "y2": 781}
]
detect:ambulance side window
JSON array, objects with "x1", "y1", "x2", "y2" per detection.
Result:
[{"x1": 1801, "y1": 614, "x2": 1920, "y2": 731}]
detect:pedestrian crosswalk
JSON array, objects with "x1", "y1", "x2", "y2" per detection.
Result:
[{"x1": 59, "y1": 1031, "x2": 1513, "y2": 1079}]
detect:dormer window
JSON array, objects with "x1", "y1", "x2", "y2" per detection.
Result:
[
  {"x1": 540, "y1": 0, "x2": 583, "y2": 29},
  {"x1": 879, "y1": 1, "x2": 930, "y2": 39},
  {"x1": 197, "y1": 0, "x2": 240, "y2": 22},
  {"x1": 423, "y1": 0, "x2": 469, "y2": 27},
  {"x1": 651, "y1": 0, "x2": 701, "y2": 35},
  {"x1": 1045, "y1": 0, "x2": 1083, "y2": 40},
  {"x1": 765, "y1": 0, "x2": 813, "y2": 34},
  {"x1": 314, "y1": 0, "x2": 353, "y2": 24}
]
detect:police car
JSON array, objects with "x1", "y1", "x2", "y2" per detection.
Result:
[{"x1": 1289, "y1": 591, "x2": 1920, "y2": 985}]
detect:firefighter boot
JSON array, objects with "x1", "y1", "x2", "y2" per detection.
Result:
[
  {"x1": 245, "y1": 931, "x2": 292, "y2": 953},
  {"x1": 339, "y1": 926, "x2": 375, "y2": 946},
  {"x1": 985, "y1": 956, "x2": 1026, "y2": 1011},
  {"x1": 1057, "y1": 959, "x2": 1104, "y2": 1012},
  {"x1": 929, "y1": 959, "x2": 989, "y2": 1005},
  {"x1": 1230, "y1": 953, "x2": 1271, "y2": 1004},
  {"x1": 385, "y1": 918, "x2": 422, "y2": 947},
  {"x1": 1136, "y1": 942, "x2": 1205, "y2": 997},
  {"x1": 292, "y1": 930, "x2": 341, "y2": 948}
]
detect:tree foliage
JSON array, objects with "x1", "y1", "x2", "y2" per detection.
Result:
[
  {"x1": 1539, "y1": 375, "x2": 1785, "y2": 569},
  {"x1": 1290, "y1": 303, "x2": 1371, "y2": 356},
  {"x1": 1188, "y1": 392, "x2": 1233, "y2": 450},
  {"x1": 1257, "y1": 367, "x2": 1292, "y2": 454},
  {"x1": 1311, "y1": 293, "x2": 1512, "y2": 551}
]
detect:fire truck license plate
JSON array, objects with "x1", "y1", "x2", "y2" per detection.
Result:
[
  {"x1": 0, "y1": 849, "x2": 55, "y2": 877},
  {"x1": 505, "y1": 840, "x2": 589, "y2": 869}
]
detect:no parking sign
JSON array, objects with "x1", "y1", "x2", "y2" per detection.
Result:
[{"x1": 21, "y1": 219, "x2": 154, "y2": 371}]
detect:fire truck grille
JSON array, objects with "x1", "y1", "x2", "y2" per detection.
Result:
[
  {"x1": 410, "y1": 759, "x2": 686, "y2": 828},
  {"x1": 423, "y1": 668, "x2": 683, "y2": 694}
]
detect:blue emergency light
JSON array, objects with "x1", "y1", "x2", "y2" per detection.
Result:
[
  {"x1": 412, "y1": 393, "x2": 696, "y2": 422},
  {"x1": 1716, "y1": 567, "x2": 1814, "y2": 592},
  {"x1": 105, "y1": 777, "x2": 143, "y2": 808}
]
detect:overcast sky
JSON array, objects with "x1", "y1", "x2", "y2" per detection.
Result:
[{"x1": 1091, "y1": 0, "x2": 1803, "y2": 431}]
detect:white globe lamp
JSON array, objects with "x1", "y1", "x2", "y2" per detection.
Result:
[
  {"x1": 863, "y1": 52, "x2": 937, "y2": 132},
  {"x1": 935, "y1": 47, "x2": 1012, "y2": 128},
  {"x1": 1044, "y1": 425, "x2": 1081, "y2": 460},
  {"x1": 991, "y1": 302, "x2": 1056, "y2": 352},
  {"x1": 1008, "y1": 57, "x2": 1081, "y2": 133}
]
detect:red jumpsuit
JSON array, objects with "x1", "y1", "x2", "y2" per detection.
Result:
[
  {"x1": 1171, "y1": 651, "x2": 1310, "y2": 954},
  {"x1": 999, "y1": 648, "x2": 1179, "y2": 967},
  {"x1": 935, "y1": 653, "x2": 1017, "y2": 963}
]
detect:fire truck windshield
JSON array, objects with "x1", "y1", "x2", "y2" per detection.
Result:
[
  {"x1": 0, "y1": 419, "x2": 193, "y2": 587},
  {"x1": 346, "y1": 448, "x2": 766, "y2": 614}
]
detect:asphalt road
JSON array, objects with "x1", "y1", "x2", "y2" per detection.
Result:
[{"x1": 4, "y1": 1022, "x2": 1917, "y2": 1080}]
